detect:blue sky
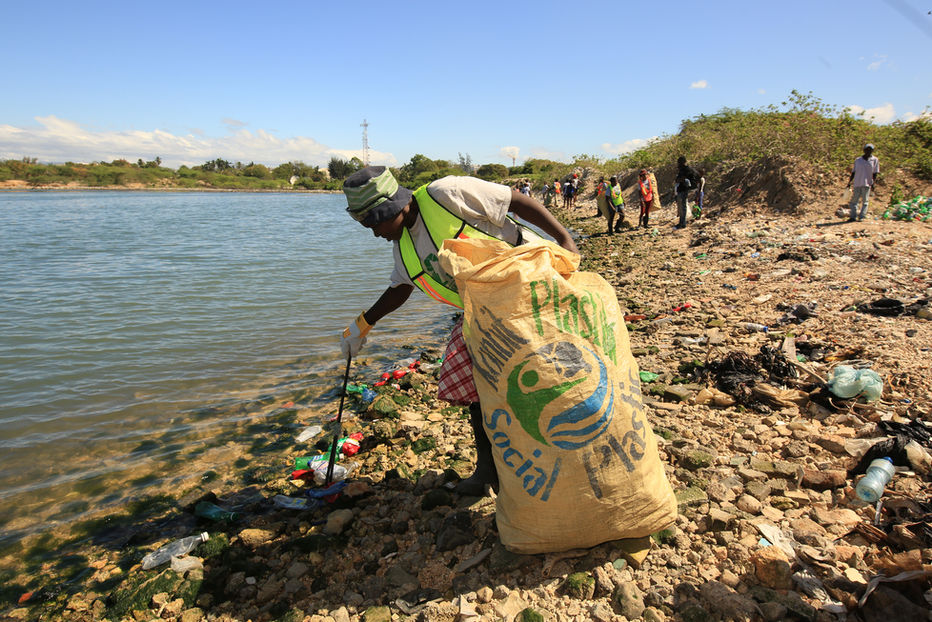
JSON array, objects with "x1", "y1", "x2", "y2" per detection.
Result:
[{"x1": 1, "y1": 0, "x2": 930, "y2": 169}]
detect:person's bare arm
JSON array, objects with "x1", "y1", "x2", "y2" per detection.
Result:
[
  {"x1": 508, "y1": 190, "x2": 579, "y2": 254},
  {"x1": 363, "y1": 284, "x2": 414, "y2": 325}
]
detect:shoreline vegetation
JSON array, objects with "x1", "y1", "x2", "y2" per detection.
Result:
[
  {"x1": 2, "y1": 92, "x2": 930, "y2": 197},
  {"x1": 2, "y1": 92, "x2": 931, "y2": 621}
]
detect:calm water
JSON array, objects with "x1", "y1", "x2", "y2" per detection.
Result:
[{"x1": 0, "y1": 191, "x2": 452, "y2": 542}]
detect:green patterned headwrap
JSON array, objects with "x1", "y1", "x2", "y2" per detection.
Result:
[{"x1": 343, "y1": 166, "x2": 413, "y2": 227}]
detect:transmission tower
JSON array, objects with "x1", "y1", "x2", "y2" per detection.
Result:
[{"x1": 360, "y1": 119, "x2": 370, "y2": 166}]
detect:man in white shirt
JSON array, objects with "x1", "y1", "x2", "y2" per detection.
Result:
[{"x1": 846, "y1": 144, "x2": 879, "y2": 221}]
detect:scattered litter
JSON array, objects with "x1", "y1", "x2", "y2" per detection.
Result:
[
  {"x1": 194, "y1": 501, "x2": 238, "y2": 522},
  {"x1": 295, "y1": 425, "x2": 323, "y2": 443},
  {"x1": 273, "y1": 495, "x2": 320, "y2": 510},
  {"x1": 882, "y1": 195, "x2": 932, "y2": 222},
  {"x1": 140, "y1": 532, "x2": 209, "y2": 570},
  {"x1": 639, "y1": 371, "x2": 660, "y2": 383},
  {"x1": 777, "y1": 302, "x2": 818, "y2": 324},
  {"x1": 827, "y1": 365, "x2": 883, "y2": 401},
  {"x1": 857, "y1": 297, "x2": 905, "y2": 317}
]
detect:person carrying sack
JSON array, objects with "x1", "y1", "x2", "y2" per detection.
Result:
[
  {"x1": 339, "y1": 166, "x2": 578, "y2": 496},
  {"x1": 436, "y1": 237, "x2": 678, "y2": 553}
]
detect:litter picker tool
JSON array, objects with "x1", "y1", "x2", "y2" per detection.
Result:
[{"x1": 325, "y1": 354, "x2": 352, "y2": 486}]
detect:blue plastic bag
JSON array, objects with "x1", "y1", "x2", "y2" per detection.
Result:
[{"x1": 827, "y1": 366, "x2": 883, "y2": 402}]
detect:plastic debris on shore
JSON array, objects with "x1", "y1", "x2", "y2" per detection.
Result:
[
  {"x1": 827, "y1": 365, "x2": 883, "y2": 402},
  {"x1": 883, "y1": 195, "x2": 931, "y2": 222}
]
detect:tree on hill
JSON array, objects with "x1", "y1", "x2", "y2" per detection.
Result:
[
  {"x1": 476, "y1": 163, "x2": 508, "y2": 180},
  {"x1": 327, "y1": 156, "x2": 363, "y2": 180},
  {"x1": 199, "y1": 158, "x2": 233, "y2": 173}
]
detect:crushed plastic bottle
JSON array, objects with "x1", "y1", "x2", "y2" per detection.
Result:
[
  {"x1": 141, "y1": 532, "x2": 209, "y2": 570},
  {"x1": 827, "y1": 365, "x2": 883, "y2": 401},
  {"x1": 740, "y1": 322, "x2": 769, "y2": 333},
  {"x1": 293, "y1": 454, "x2": 357, "y2": 485},
  {"x1": 194, "y1": 501, "x2": 238, "y2": 522},
  {"x1": 313, "y1": 461, "x2": 356, "y2": 485},
  {"x1": 295, "y1": 425, "x2": 323, "y2": 443},
  {"x1": 272, "y1": 495, "x2": 315, "y2": 510},
  {"x1": 170, "y1": 555, "x2": 204, "y2": 574},
  {"x1": 855, "y1": 457, "x2": 895, "y2": 503}
]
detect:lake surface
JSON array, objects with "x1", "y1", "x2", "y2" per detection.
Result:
[{"x1": 0, "y1": 191, "x2": 453, "y2": 543}]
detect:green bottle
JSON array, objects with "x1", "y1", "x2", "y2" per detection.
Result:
[{"x1": 194, "y1": 501, "x2": 238, "y2": 522}]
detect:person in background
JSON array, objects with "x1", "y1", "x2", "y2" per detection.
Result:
[
  {"x1": 637, "y1": 168, "x2": 654, "y2": 229},
  {"x1": 846, "y1": 144, "x2": 879, "y2": 222},
  {"x1": 571, "y1": 173, "x2": 580, "y2": 208},
  {"x1": 520, "y1": 179, "x2": 531, "y2": 196},
  {"x1": 542, "y1": 180, "x2": 555, "y2": 208},
  {"x1": 553, "y1": 177, "x2": 562, "y2": 205},
  {"x1": 563, "y1": 177, "x2": 575, "y2": 208},
  {"x1": 609, "y1": 175, "x2": 625, "y2": 232},
  {"x1": 694, "y1": 168, "x2": 706, "y2": 217},
  {"x1": 674, "y1": 156, "x2": 699, "y2": 229},
  {"x1": 339, "y1": 167, "x2": 578, "y2": 497},
  {"x1": 595, "y1": 176, "x2": 613, "y2": 233}
]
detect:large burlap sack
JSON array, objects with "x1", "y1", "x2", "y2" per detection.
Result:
[
  {"x1": 649, "y1": 172, "x2": 662, "y2": 211},
  {"x1": 438, "y1": 238, "x2": 677, "y2": 554}
]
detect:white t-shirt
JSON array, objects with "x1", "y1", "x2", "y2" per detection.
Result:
[
  {"x1": 852, "y1": 155, "x2": 879, "y2": 187},
  {"x1": 389, "y1": 176, "x2": 541, "y2": 289}
]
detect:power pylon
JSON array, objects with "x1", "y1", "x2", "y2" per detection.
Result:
[{"x1": 361, "y1": 119, "x2": 370, "y2": 166}]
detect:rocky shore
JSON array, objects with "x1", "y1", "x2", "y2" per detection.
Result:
[{"x1": 3, "y1": 178, "x2": 932, "y2": 622}]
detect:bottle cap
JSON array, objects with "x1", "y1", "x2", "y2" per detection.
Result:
[{"x1": 199, "y1": 532, "x2": 210, "y2": 542}]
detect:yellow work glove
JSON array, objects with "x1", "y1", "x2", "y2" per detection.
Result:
[{"x1": 340, "y1": 312, "x2": 373, "y2": 359}]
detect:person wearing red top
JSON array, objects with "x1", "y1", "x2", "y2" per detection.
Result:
[{"x1": 637, "y1": 169, "x2": 654, "y2": 229}]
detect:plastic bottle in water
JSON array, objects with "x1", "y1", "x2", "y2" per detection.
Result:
[
  {"x1": 194, "y1": 501, "x2": 238, "y2": 522},
  {"x1": 855, "y1": 457, "x2": 895, "y2": 503},
  {"x1": 740, "y1": 322, "x2": 769, "y2": 333},
  {"x1": 141, "y1": 532, "x2": 209, "y2": 570}
]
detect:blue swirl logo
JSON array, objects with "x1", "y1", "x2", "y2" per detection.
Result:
[{"x1": 506, "y1": 341, "x2": 613, "y2": 449}]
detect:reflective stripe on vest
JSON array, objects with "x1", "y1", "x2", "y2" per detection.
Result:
[{"x1": 399, "y1": 183, "x2": 516, "y2": 309}]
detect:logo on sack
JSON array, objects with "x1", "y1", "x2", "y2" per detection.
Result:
[{"x1": 506, "y1": 341, "x2": 613, "y2": 449}]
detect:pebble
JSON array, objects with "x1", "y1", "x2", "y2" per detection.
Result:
[{"x1": 736, "y1": 494, "x2": 763, "y2": 514}]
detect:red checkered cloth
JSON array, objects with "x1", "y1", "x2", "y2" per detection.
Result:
[{"x1": 437, "y1": 317, "x2": 479, "y2": 405}]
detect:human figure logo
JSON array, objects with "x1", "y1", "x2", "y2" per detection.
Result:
[{"x1": 506, "y1": 341, "x2": 613, "y2": 450}]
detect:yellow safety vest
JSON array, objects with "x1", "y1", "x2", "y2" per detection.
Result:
[
  {"x1": 399, "y1": 183, "x2": 522, "y2": 308},
  {"x1": 611, "y1": 184, "x2": 624, "y2": 207}
]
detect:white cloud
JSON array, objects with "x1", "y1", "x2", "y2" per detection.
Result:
[
  {"x1": 845, "y1": 103, "x2": 897, "y2": 124},
  {"x1": 528, "y1": 147, "x2": 567, "y2": 161},
  {"x1": 757, "y1": 88, "x2": 766, "y2": 95},
  {"x1": 902, "y1": 109, "x2": 932, "y2": 122},
  {"x1": 601, "y1": 137, "x2": 656, "y2": 155},
  {"x1": 690, "y1": 80, "x2": 708, "y2": 89},
  {"x1": 499, "y1": 146, "x2": 520, "y2": 162},
  {"x1": 0, "y1": 115, "x2": 395, "y2": 168},
  {"x1": 866, "y1": 55, "x2": 888, "y2": 71}
]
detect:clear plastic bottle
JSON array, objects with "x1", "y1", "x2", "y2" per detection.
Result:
[
  {"x1": 855, "y1": 457, "x2": 895, "y2": 503},
  {"x1": 740, "y1": 322, "x2": 769, "y2": 333},
  {"x1": 141, "y1": 532, "x2": 209, "y2": 570}
]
